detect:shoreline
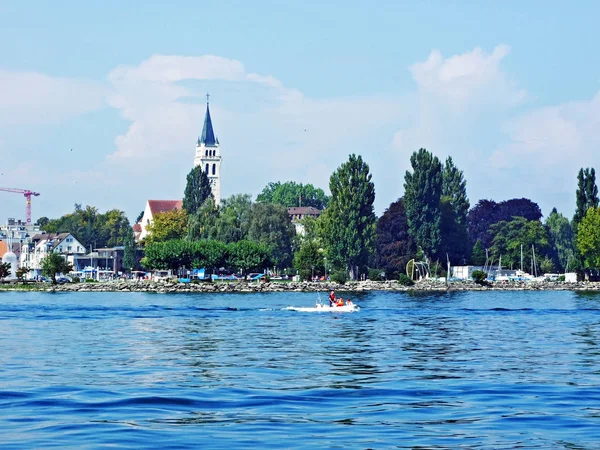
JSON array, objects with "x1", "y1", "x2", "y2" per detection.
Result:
[{"x1": 2, "y1": 279, "x2": 600, "y2": 293}]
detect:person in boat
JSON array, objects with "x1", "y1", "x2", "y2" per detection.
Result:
[
  {"x1": 336, "y1": 297, "x2": 345, "y2": 307},
  {"x1": 329, "y1": 290, "x2": 336, "y2": 306}
]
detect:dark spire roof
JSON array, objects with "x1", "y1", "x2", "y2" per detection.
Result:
[{"x1": 199, "y1": 101, "x2": 217, "y2": 146}]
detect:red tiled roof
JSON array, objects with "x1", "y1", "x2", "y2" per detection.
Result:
[
  {"x1": 132, "y1": 223, "x2": 142, "y2": 232},
  {"x1": 148, "y1": 200, "x2": 183, "y2": 216}
]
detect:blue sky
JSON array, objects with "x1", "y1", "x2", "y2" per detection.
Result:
[{"x1": 1, "y1": 1, "x2": 599, "y2": 225}]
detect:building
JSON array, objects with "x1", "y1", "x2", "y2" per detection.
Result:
[
  {"x1": 193, "y1": 96, "x2": 222, "y2": 205},
  {"x1": 73, "y1": 246, "x2": 124, "y2": 275},
  {"x1": 135, "y1": 97, "x2": 223, "y2": 242},
  {"x1": 287, "y1": 206, "x2": 322, "y2": 234},
  {"x1": 0, "y1": 218, "x2": 40, "y2": 259},
  {"x1": 137, "y1": 200, "x2": 183, "y2": 242},
  {"x1": 21, "y1": 232, "x2": 86, "y2": 278}
]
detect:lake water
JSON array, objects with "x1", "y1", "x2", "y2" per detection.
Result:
[{"x1": 1, "y1": 290, "x2": 600, "y2": 449}]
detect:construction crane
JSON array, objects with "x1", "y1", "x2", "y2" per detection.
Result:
[{"x1": 0, "y1": 187, "x2": 41, "y2": 225}]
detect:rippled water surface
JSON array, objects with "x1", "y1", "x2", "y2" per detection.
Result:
[{"x1": 1, "y1": 290, "x2": 600, "y2": 448}]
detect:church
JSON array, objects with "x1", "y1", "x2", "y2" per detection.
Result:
[{"x1": 136, "y1": 96, "x2": 222, "y2": 241}]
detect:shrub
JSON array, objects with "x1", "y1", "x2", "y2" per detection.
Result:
[
  {"x1": 331, "y1": 270, "x2": 348, "y2": 284},
  {"x1": 397, "y1": 273, "x2": 414, "y2": 286},
  {"x1": 471, "y1": 270, "x2": 488, "y2": 284},
  {"x1": 85, "y1": 278, "x2": 98, "y2": 283},
  {"x1": 368, "y1": 268, "x2": 384, "y2": 281},
  {"x1": 557, "y1": 275, "x2": 565, "y2": 282},
  {"x1": 71, "y1": 276, "x2": 81, "y2": 283}
]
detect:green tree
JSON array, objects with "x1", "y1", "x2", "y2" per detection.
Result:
[
  {"x1": 294, "y1": 240, "x2": 324, "y2": 281},
  {"x1": 439, "y1": 196, "x2": 470, "y2": 265},
  {"x1": 323, "y1": 154, "x2": 376, "y2": 280},
  {"x1": 257, "y1": 181, "x2": 330, "y2": 209},
  {"x1": 190, "y1": 240, "x2": 228, "y2": 271},
  {"x1": 145, "y1": 209, "x2": 188, "y2": 244},
  {"x1": 442, "y1": 156, "x2": 470, "y2": 225},
  {"x1": 471, "y1": 240, "x2": 486, "y2": 265},
  {"x1": 227, "y1": 240, "x2": 270, "y2": 277},
  {"x1": 187, "y1": 198, "x2": 220, "y2": 241},
  {"x1": 545, "y1": 207, "x2": 575, "y2": 272},
  {"x1": 576, "y1": 207, "x2": 600, "y2": 269},
  {"x1": 247, "y1": 202, "x2": 296, "y2": 270},
  {"x1": 213, "y1": 194, "x2": 252, "y2": 242},
  {"x1": 256, "y1": 181, "x2": 330, "y2": 210},
  {"x1": 36, "y1": 217, "x2": 50, "y2": 227},
  {"x1": 574, "y1": 167, "x2": 599, "y2": 228},
  {"x1": 122, "y1": 226, "x2": 137, "y2": 272},
  {"x1": 0, "y1": 262, "x2": 10, "y2": 279},
  {"x1": 403, "y1": 148, "x2": 443, "y2": 259},
  {"x1": 142, "y1": 239, "x2": 193, "y2": 272},
  {"x1": 489, "y1": 217, "x2": 551, "y2": 273},
  {"x1": 41, "y1": 253, "x2": 73, "y2": 284},
  {"x1": 183, "y1": 165, "x2": 213, "y2": 216}
]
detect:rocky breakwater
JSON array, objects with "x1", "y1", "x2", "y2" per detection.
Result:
[{"x1": 36, "y1": 279, "x2": 600, "y2": 293}]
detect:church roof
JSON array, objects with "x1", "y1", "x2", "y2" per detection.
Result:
[
  {"x1": 147, "y1": 200, "x2": 183, "y2": 216},
  {"x1": 199, "y1": 102, "x2": 217, "y2": 146}
]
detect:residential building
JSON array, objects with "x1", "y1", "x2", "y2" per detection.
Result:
[
  {"x1": 287, "y1": 206, "x2": 322, "y2": 234},
  {"x1": 22, "y1": 232, "x2": 86, "y2": 278}
]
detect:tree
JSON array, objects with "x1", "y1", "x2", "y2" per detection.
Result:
[
  {"x1": 257, "y1": 181, "x2": 330, "y2": 210},
  {"x1": 573, "y1": 167, "x2": 599, "y2": 228},
  {"x1": 403, "y1": 148, "x2": 443, "y2": 259},
  {"x1": 227, "y1": 240, "x2": 270, "y2": 277},
  {"x1": 294, "y1": 240, "x2": 324, "y2": 281},
  {"x1": 323, "y1": 154, "x2": 376, "y2": 280},
  {"x1": 122, "y1": 226, "x2": 137, "y2": 272},
  {"x1": 371, "y1": 198, "x2": 416, "y2": 279},
  {"x1": 142, "y1": 239, "x2": 193, "y2": 272},
  {"x1": 41, "y1": 205, "x2": 131, "y2": 251},
  {"x1": 467, "y1": 198, "x2": 543, "y2": 249},
  {"x1": 183, "y1": 165, "x2": 213, "y2": 216},
  {"x1": 145, "y1": 209, "x2": 188, "y2": 244},
  {"x1": 36, "y1": 217, "x2": 49, "y2": 227},
  {"x1": 247, "y1": 202, "x2": 296, "y2": 270},
  {"x1": 576, "y1": 207, "x2": 600, "y2": 269},
  {"x1": 471, "y1": 240, "x2": 486, "y2": 265},
  {"x1": 187, "y1": 198, "x2": 220, "y2": 241},
  {"x1": 545, "y1": 207, "x2": 574, "y2": 272},
  {"x1": 438, "y1": 196, "x2": 470, "y2": 265},
  {"x1": 0, "y1": 262, "x2": 10, "y2": 279},
  {"x1": 41, "y1": 253, "x2": 73, "y2": 284},
  {"x1": 489, "y1": 217, "x2": 551, "y2": 273},
  {"x1": 442, "y1": 156, "x2": 470, "y2": 225},
  {"x1": 15, "y1": 267, "x2": 28, "y2": 281},
  {"x1": 213, "y1": 194, "x2": 252, "y2": 243}
]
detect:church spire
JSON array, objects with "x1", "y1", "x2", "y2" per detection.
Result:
[{"x1": 199, "y1": 93, "x2": 217, "y2": 146}]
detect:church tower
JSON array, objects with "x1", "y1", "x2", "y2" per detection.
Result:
[{"x1": 194, "y1": 95, "x2": 222, "y2": 205}]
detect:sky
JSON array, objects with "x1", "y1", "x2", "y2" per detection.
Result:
[{"x1": 1, "y1": 0, "x2": 599, "y2": 225}]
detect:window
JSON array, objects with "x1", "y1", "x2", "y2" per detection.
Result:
[
  {"x1": 205, "y1": 150, "x2": 208, "y2": 156},
  {"x1": 68, "y1": 246, "x2": 72, "y2": 251},
  {"x1": 212, "y1": 163, "x2": 216, "y2": 175},
  {"x1": 205, "y1": 163, "x2": 209, "y2": 173}
]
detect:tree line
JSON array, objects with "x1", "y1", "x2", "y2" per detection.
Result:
[{"x1": 37, "y1": 151, "x2": 600, "y2": 281}]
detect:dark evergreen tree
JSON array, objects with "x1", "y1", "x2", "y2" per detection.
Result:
[
  {"x1": 183, "y1": 165, "x2": 213, "y2": 216},
  {"x1": 403, "y1": 148, "x2": 443, "y2": 259},
  {"x1": 439, "y1": 196, "x2": 470, "y2": 265},
  {"x1": 323, "y1": 154, "x2": 376, "y2": 280},
  {"x1": 585, "y1": 168, "x2": 599, "y2": 210},
  {"x1": 545, "y1": 207, "x2": 574, "y2": 272},
  {"x1": 372, "y1": 198, "x2": 416, "y2": 279}
]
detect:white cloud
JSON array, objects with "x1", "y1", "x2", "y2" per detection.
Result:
[{"x1": 0, "y1": 69, "x2": 107, "y2": 126}]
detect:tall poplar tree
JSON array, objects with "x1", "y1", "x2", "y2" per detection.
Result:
[
  {"x1": 573, "y1": 167, "x2": 599, "y2": 228},
  {"x1": 183, "y1": 165, "x2": 213, "y2": 216},
  {"x1": 442, "y1": 156, "x2": 470, "y2": 225},
  {"x1": 323, "y1": 154, "x2": 376, "y2": 280},
  {"x1": 403, "y1": 148, "x2": 443, "y2": 260}
]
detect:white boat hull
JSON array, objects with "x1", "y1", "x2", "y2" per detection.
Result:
[{"x1": 285, "y1": 303, "x2": 360, "y2": 313}]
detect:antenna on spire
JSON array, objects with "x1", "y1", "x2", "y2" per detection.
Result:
[{"x1": 206, "y1": 92, "x2": 210, "y2": 104}]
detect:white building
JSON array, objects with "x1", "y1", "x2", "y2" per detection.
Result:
[
  {"x1": 137, "y1": 200, "x2": 183, "y2": 242},
  {"x1": 193, "y1": 97, "x2": 222, "y2": 205},
  {"x1": 22, "y1": 232, "x2": 86, "y2": 278},
  {"x1": 287, "y1": 206, "x2": 322, "y2": 235}
]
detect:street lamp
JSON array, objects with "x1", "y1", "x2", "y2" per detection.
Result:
[{"x1": 311, "y1": 265, "x2": 314, "y2": 281}]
